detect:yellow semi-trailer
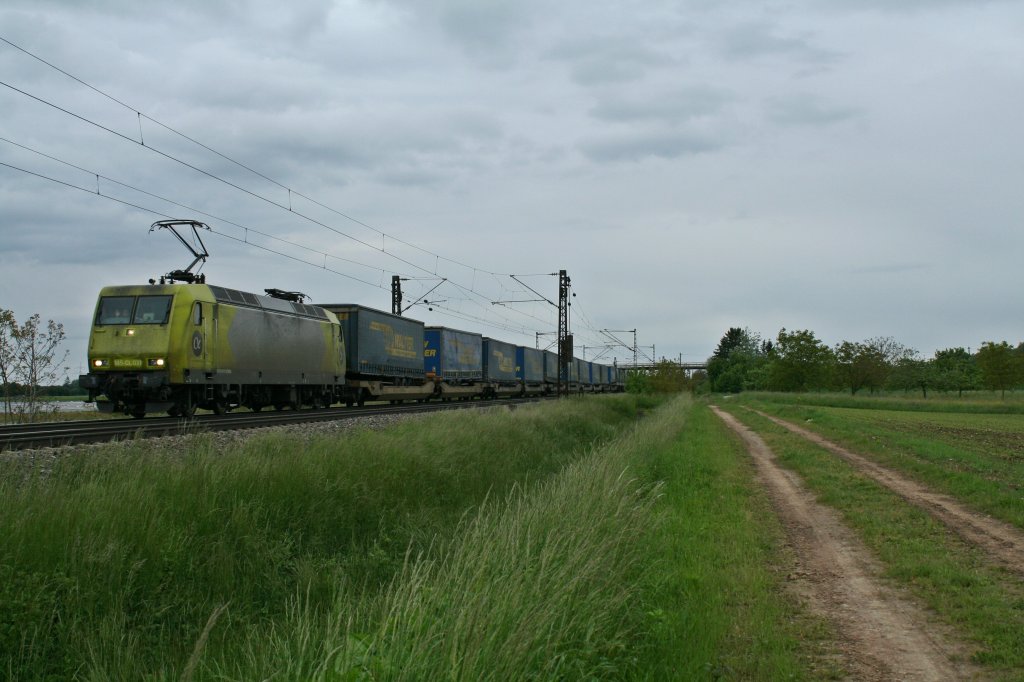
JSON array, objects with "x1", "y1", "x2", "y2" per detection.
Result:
[{"x1": 80, "y1": 283, "x2": 346, "y2": 417}]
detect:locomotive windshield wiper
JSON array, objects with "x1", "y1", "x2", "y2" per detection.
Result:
[{"x1": 149, "y1": 219, "x2": 211, "y2": 284}]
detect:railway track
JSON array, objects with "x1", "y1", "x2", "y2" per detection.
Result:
[{"x1": 0, "y1": 397, "x2": 548, "y2": 451}]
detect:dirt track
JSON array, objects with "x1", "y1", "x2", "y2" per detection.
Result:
[
  {"x1": 751, "y1": 408, "x2": 1024, "y2": 576},
  {"x1": 712, "y1": 406, "x2": 978, "y2": 681}
]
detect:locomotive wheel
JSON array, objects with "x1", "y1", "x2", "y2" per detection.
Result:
[
  {"x1": 250, "y1": 405, "x2": 262, "y2": 413},
  {"x1": 212, "y1": 401, "x2": 227, "y2": 415},
  {"x1": 170, "y1": 402, "x2": 196, "y2": 418},
  {"x1": 130, "y1": 408, "x2": 146, "y2": 419}
]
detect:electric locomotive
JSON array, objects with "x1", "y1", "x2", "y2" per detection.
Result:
[{"x1": 80, "y1": 283, "x2": 346, "y2": 417}]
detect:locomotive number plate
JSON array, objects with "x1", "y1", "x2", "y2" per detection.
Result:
[{"x1": 113, "y1": 359, "x2": 143, "y2": 368}]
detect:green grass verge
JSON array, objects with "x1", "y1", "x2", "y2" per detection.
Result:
[
  {"x1": 0, "y1": 395, "x2": 660, "y2": 680},
  {"x1": 629, "y1": 400, "x2": 830, "y2": 681},
  {"x1": 721, "y1": 405, "x2": 1024, "y2": 677},
  {"x1": 224, "y1": 398, "x2": 687, "y2": 681}
]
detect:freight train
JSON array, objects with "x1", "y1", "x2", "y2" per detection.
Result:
[{"x1": 79, "y1": 282, "x2": 625, "y2": 418}]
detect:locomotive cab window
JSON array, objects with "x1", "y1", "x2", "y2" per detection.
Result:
[
  {"x1": 96, "y1": 296, "x2": 135, "y2": 325},
  {"x1": 193, "y1": 302, "x2": 203, "y2": 325},
  {"x1": 132, "y1": 296, "x2": 173, "y2": 324}
]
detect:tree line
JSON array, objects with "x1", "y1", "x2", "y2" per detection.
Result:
[{"x1": 706, "y1": 327, "x2": 1024, "y2": 398}]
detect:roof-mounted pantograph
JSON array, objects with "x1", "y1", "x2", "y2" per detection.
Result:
[{"x1": 149, "y1": 219, "x2": 211, "y2": 284}]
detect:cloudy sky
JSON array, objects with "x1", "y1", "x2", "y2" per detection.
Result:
[{"x1": 2, "y1": 0, "x2": 1022, "y2": 375}]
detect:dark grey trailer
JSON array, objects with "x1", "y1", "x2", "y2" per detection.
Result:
[
  {"x1": 318, "y1": 304, "x2": 424, "y2": 379},
  {"x1": 483, "y1": 337, "x2": 519, "y2": 384}
]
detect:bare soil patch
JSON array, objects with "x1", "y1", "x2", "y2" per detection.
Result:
[
  {"x1": 712, "y1": 406, "x2": 980, "y2": 681},
  {"x1": 752, "y1": 408, "x2": 1024, "y2": 576}
]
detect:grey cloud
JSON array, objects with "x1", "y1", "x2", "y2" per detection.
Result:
[
  {"x1": 719, "y1": 21, "x2": 842, "y2": 66},
  {"x1": 371, "y1": 167, "x2": 446, "y2": 187},
  {"x1": 0, "y1": 187, "x2": 146, "y2": 264},
  {"x1": 766, "y1": 93, "x2": 859, "y2": 126},
  {"x1": 580, "y1": 130, "x2": 722, "y2": 162},
  {"x1": 851, "y1": 262, "x2": 931, "y2": 275},
  {"x1": 381, "y1": 0, "x2": 540, "y2": 67},
  {"x1": 590, "y1": 86, "x2": 733, "y2": 123},
  {"x1": 9, "y1": 0, "x2": 334, "y2": 44},
  {"x1": 546, "y1": 38, "x2": 675, "y2": 86}
]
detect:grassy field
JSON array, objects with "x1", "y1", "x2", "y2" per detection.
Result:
[
  {"x1": 720, "y1": 394, "x2": 1024, "y2": 676},
  {"x1": 741, "y1": 390, "x2": 1024, "y2": 415},
  {"x1": 736, "y1": 393, "x2": 1024, "y2": 529},
  {"x1": 1, "y1": 394, "x2": 836, "y2": 681}
]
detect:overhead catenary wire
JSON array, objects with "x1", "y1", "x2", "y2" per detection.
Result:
[
  {"x1": 0, "y1": 136, "x2": 386, "y2": 276},
  {"x1": 0, "y1": 36, "x2": 624, "y2": 349},
  {"x1": 0, "y1": 76, "x2": 550, "y2": 334},
  {"x1": 0, "y1": 34, "x2": 577, "y2": 337},
  {"x1": 0, "y1": 132, "x2": 545, "y2": 336},
  {"x1": 0, "y1": 33, "x2": 509, "y2": 278},
  {"x1": 1, "y1": 157, "x2": 544, "y2": 338}
]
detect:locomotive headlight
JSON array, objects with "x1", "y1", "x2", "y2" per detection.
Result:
[
  {"x1": 147, "y1": 358, "x2": 166, "y2": 367},
  {"x1": 126, "y1": 329, "x2": 136, "y2": 336},
  {"x1": 93, "y1": 359, "x2": 108, "y2": 368}
]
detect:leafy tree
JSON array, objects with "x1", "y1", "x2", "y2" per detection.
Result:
[
  {"x1": 887, "y1": 356, "x2": 934, "y2": 398},
  {"x1": 648, "y1": 360, "x2": 688, "y2": 393},
  {"x1": 689, "y1": 370, "x2": 709, "y2": 395},
  {"x1": 712, "y1": 327, "x2": 754, "y2": 359},
  {"x1": 707, "y1": 327, "x2": 765, "y2": 393},
  {"x1": 933, "y1": 347, "x2": 979, "y2": 396},
  {"x1": 0, "y1": 310, "x2": 69, "y2": 423},
  {"x1": 834, "y1": 341, "x2": 886, "y2": 395},
  {"x1": 767, "y1": 328, "x2": 833, "y2": 392},
  {"x1": 626, "y1": 370, "x2": 650, "y2": 394},
  {"x1": 976, "y1": 341, "x2": 1021, "y2": 398},
  {"x1": 834, "y1": 337, "x2": 913, "y2": 395}
]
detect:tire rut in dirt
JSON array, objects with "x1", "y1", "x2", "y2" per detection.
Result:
[
  {"x1": 751, "y1": 408, "x2": 1024, "y2": 577},
  {"x1": 712, "y1": 406, "x2": 978, "y2": 682}
]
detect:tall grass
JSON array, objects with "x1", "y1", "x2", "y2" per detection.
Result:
[
  {"x1": 219, "y1": 397, "x2": 684, "y2": 680},
  {"x1": 0, "y1": 395, "x2": 661, "y2": 680}
]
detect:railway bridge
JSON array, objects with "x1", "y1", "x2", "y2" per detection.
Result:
[{"x1": 619, "y1": 361, "x2": 707, "y2": 373}]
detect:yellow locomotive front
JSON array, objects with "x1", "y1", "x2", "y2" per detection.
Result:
[{"x1": 80, "y1": 284, "x2": 207, "y2": 417}]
